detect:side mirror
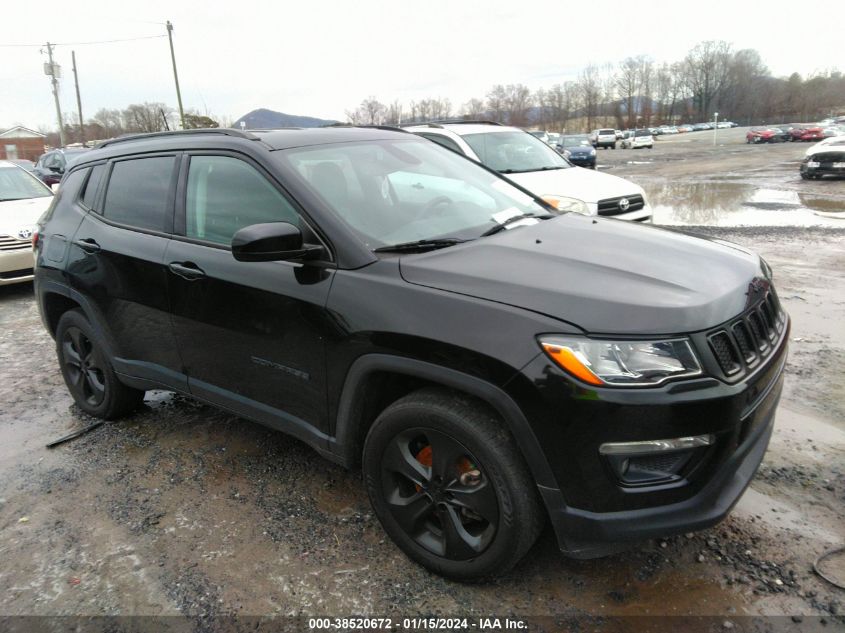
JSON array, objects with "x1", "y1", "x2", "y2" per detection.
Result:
[{"x1": 231, "y1": 222, "x2": 323, "y2": 263}]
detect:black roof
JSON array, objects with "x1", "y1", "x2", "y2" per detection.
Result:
[
  {"x1": 257, "y1": 126, "x2": 410, "y2": 150},
  {"x1": 92, "y1": 126, "x2": 411, "y2": 153}
]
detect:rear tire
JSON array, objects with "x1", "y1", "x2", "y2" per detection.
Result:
[
  {"x1": 55, "y1": 310, "x2": 145, "y2": 419},
  {"x1": 363, "y1": 388, "x2": 544, "y2": 581}
]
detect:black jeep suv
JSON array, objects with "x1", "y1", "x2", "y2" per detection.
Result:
[{"x1": 34, "y1": 128, "x2": 788, "y2": 581}]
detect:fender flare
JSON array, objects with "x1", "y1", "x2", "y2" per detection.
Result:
[
  {"x1": 38, "y1": 279, "x2": 121, "y2": 360},
  {"x1": 331, "y1": 353, "x2": 558, "y2": 488}
]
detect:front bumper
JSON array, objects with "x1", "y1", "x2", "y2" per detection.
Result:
[
  {"x1": 0, "y1": 249, "x2": 35, "y2": 286},
  {"x1": 515, "y1": 312, "x2": 788, "y2": 558},
  {"x1": 569, "y1": 155, "x2": 596, "y2": 167},
  {"x1": 801, "y1": 163, "x2": 845, "y2": 177},
  {"x1": 541, "y1": 366, "x2": 781, "y2": 558}
]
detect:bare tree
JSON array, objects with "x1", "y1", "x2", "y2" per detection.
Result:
[
  {"x1": 122, "y1": 103, "x2": 173, "y2": 133},
  {"x1": 503, "y1": 84, "x2": 532, "y2": 127},
  {"x1": 461, "y1": 98, "x2": 486, "y2": 118},
  {"x1": 486, "y1": 85, "x2": 508, "y2": 123},
  {"x1": 682, "y1": 40, "x2": 733, "y2": 119},
  {"x1": 385, "y1": 100, "x2": 404, "y2": 125},
  {"x1": 577, "y1": 65, "x2": 602, "y2": 130},
  {"x1": 346, "y1": 97, "x2": 387, "y2": 125}
]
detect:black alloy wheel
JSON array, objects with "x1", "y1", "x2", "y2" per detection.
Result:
[
  {"x1": 61, "y1": 326, "x2": 106, "y2": 407},
  {"x1": 363, "y1": 388, "x2": 544, "y2": 581},
  {"x1": 55, "y1": 310, "x2": 144, "y2": 419},
  {"x1": 379, "y1": 427, "x2": 498, "y2": 560}
]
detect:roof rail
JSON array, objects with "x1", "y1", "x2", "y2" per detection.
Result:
[
  {"x1": 323, "y1": 123, "x2": 409, "y2": 134},
  {"x1": 403, "y1": 119, "x2": 504, "y2": 128},
  {"x1": 238, "y1": 127, "x2": 304, "y2": 132},
  {"x1": 399, "y1": 122, "x2": 445, "y2": 129},
  {"x1": 95, "y1": 128, "x2": 259, "y2": 149}
]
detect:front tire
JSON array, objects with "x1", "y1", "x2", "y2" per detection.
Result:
[
  {"x1": 56, "y1": 310, "x2": 145, "y2": 419},
  {"x1": 363, "y1": 388, "x2": 544, "y2": 581}
]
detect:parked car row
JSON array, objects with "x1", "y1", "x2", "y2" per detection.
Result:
[{"x1": 746, "y1": 124, "x2": 845, "y2": 144}]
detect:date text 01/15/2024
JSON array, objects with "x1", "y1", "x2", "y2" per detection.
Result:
[{"x1": 307, "y1": 617, "x2": 529, "y2": 630}]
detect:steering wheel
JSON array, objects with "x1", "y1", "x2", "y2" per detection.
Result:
[{"x1": 417, "y1": 195, "x2": 454, "y2": 220}]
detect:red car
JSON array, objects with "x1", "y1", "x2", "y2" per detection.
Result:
[
  {"x1": 790, "y1": 126, "x2": 825, "y2": 142},
  {"x1": 746, "y1": 128, "x2": 778, "y2": 143}
]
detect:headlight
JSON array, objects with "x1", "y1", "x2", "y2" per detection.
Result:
[
  {"x1": 539, "y1": 336, "x2": 702, "y2": 387},
  {"x1": 590, "y1": 148, "x2": 596, "y2": 156},
  {"x1": 541, "y1": 195, "x2": 589, "y2": 215}
]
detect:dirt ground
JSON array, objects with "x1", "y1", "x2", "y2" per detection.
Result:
[{"x1": 0, "y1": 128, "x2": 843, "y2": 630}]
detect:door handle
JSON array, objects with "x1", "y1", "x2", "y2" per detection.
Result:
[
  {"x1": 168, "y1": 261, "x2": 206, "y2": 280},
  {"x1": 72, "y1": 238, "x2": 101, "y2": 253}
]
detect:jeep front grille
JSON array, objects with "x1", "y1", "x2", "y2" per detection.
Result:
[{"x1": 707, "y1": 289, "x2": 785, "y2": 377}]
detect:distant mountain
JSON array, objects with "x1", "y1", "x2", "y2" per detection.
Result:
[{"x1": 233, "y1": 108, "x2": 338, "y2": 129}]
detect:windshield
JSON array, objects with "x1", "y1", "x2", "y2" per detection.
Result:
[
  {"x1": 0, "y1": 165, "x2": 52, "y2": 202},
  {"x1": 461, "y1": 131, "x2": 569, "y2": 173},
  {"x1": 278, "y1": 138, "x2": 556, "y2": 249},
  {"x1": 635, "y1": 130, "x2": 651, "y2": 137},
  {"x1": 562, "y1": 136, "x2": 590, "y2": 147}
]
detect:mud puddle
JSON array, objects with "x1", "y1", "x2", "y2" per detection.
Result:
[{"x1": 641, "y1": 182, "x2": 845, "y2": 226}]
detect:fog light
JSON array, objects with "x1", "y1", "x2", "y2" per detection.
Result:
[{"x1": 600, "y1": 434, "x2": 713, "y2": 486}]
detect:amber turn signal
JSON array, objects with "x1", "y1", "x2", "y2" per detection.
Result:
[{"x1": 541, "y1": 343, "x2": 604, "y2": 386}]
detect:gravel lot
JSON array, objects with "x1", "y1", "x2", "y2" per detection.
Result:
[{"x1": 0, "y1": 128, "x2": 843, "y2": 629}]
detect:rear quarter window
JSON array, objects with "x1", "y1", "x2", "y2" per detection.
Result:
[{"x1": 79, "y1": 164, "x2": 106, "y2": 210}]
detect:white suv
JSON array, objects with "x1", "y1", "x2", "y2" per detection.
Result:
[
  {"x1": 590, "y1": 128, "x2": 618, "y2": 149},
  {"x1": 404, "y1": 121, "x2": 651, "y2": 222},
  {"x1": 621, "y1": 129, "x2": 654, "y2": 149}
]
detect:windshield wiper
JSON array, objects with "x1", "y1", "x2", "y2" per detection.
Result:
[
  {"x1": 481, "y1": 213, "x2": 554, "y2": 237},
  {"x1": 499, "y1": 166, "x2": 566, "y2": 174},
  {"x1": 373, "y1": 238, "x2": 469, "y2": 253}
]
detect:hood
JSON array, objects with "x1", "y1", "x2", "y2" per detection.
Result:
[
  {"x1": 806, "y1": 143, "x2": 845, "y2": 157},
  {"x1": 565, "y1": 145, "x2": 593, "y2": 155},
  {"x1": 0, "y1": 196, "x2": 52, "y2": 237},
  {"x1": 399, "y1": 214, "x2": 764, "y2": 335},
  {"x1": 504, "y1": 166, "x2": 644, "y2": 205}
]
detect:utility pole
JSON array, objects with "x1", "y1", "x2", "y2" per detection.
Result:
[
  {"x1": 44, "y1": 42, "x2": 65, "y2": 147},
  {"x1": 71, "y1": 51, "x2": 85, "y2": 146},
  {"x1": 166, "y1": 21, "x2": 186, "y2": 129}
]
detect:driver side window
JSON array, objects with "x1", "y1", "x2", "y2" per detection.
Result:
[{"x1": 185, "y1": 155, "x2": 301, "y2": 246}]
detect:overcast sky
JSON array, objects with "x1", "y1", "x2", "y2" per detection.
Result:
[{"x1": 1, "y1": 0, "x2": 839, "y2": 131}]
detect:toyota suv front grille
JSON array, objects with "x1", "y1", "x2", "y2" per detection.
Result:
[
  {"x1": 597, "y1": 194, "x2": 645, "y2": 216},
  {"x1": 0, "y1": 235, "x2": 31, "y2": 251}
]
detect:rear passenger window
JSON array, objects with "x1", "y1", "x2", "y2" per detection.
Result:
[
  {"x1": 185, "y1": 155, "x2": 301, "y2": 246},
  {"x1": 80, "y1": 164, "x2": 106, "y2": 210},
  {"x1": 103, "y1": 156, "x2": 175, "y2": 232}
]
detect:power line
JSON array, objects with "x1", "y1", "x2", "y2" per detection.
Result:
[{"x1": 0, "y1": 34, "x2": 167, "y2": 48}]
